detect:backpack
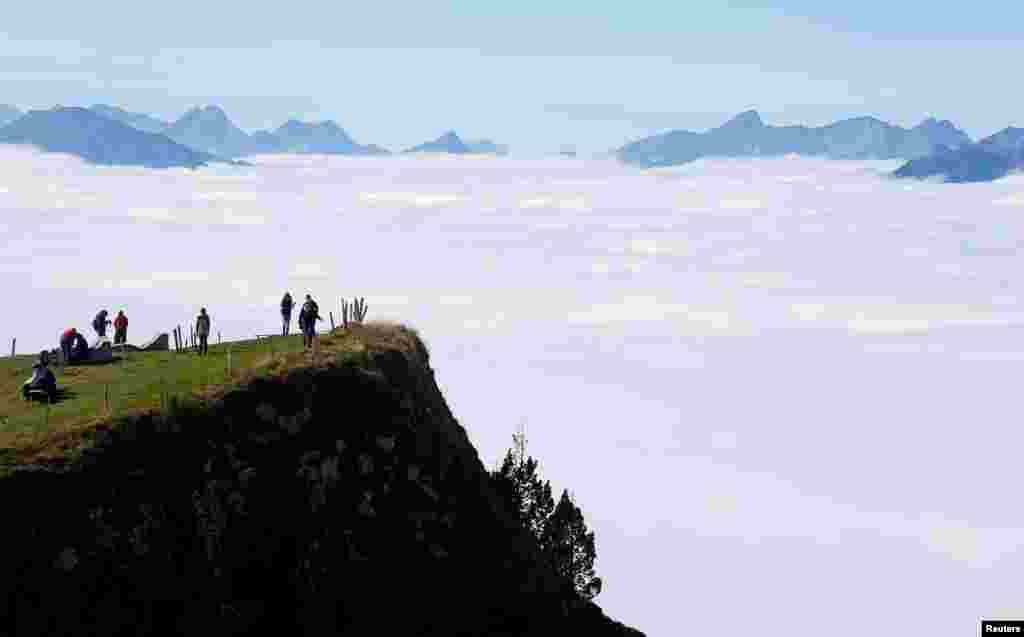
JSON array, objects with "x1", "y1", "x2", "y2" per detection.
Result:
[{"x1": 92, "y1": 312, "x2": 104, "y2": 331}]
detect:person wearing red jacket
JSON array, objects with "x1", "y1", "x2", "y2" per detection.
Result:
[{"x1": 113, "y1": 310, "x2": 128, "y2": 345}]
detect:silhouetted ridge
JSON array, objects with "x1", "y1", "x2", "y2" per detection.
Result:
[
  {"x1": 618, "y1": 110, "x2": 973, "y2": 166},
  {"x1": 0, "y1": 324, "x2": 644, "y2": 636},
  {"x1": 0, "y1": 107, "x2": 215, "y2": 168}
]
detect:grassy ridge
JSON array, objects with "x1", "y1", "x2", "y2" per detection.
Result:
[{"x1": 0, "y1": 331, "x2": 356, "y2": 469}]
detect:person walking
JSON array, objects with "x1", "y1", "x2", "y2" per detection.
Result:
[
  {"x1": 195, "y1": 308, "x2": 211, "y2": 356},
  {"x1": 92, "y1": 309, "x2": 111, "y2": 338},
  {"x1": 113, "y1": 310, "x2": 128, "y2": 345},
  {"x1": 281, "y1": 292, "x2": 294, "y2": 336},
  {"x1": 298, "y1": 294, "x2": 322, "y2": 350}
]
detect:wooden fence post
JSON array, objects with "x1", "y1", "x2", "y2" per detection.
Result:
[{"x1": 329, "y1": 312, "x2": 335, "y2": 330}]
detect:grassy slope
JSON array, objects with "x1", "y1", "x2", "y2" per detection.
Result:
[{"x1": 0, "y1": 325, "x2": 416, "y2": 471}]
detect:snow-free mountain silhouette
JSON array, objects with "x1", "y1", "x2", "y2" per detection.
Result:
[
  {"x1": 0, "y1": 104, "x2": 21, "y2": 128},
  {"x1": 893, "y1": 127, "x2": 1024, "y2": 183},
  {"x1": 247, "y1": 119, "x2": 391, "y2": 156},
  {"x1": 89, "y1": 104, "x2": 170, "y2": 134},
  {"x1": 404, "y1": 131, "x2": 471, "y2": 154},
  {"x1": 0, "y1": 107, "x2": 216, "y2": 168},
  {"x1": 163, "y1": 105, "x2": 254, "y2": 158},
  {"x1": 617, "y1": 110, "x2": 972, "y2": 166}
]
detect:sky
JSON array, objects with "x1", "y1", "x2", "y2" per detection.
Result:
[
  {"x1": 1, "y1": 2, "x2": 1023, "y2": 154},
  {"x1": 4, "y1": 149, "x2": 1024, "y2": 635}
]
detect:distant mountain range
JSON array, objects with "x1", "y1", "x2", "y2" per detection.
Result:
[
  {"x1": 0, "y1": 102, "x2": 1020, "y2": 181},
  {"x1": 89, "y1": 104, "x2": 170, "y2": 134},
  {"x1": 0, "y1": 104, "x2": 22, "y2": 128},
  {"x1": 617, "y1": 110, "x2": 972, "y2": 166},
  {"x1": 0, "y1": 107, "x2": 217, "y2": 169},
  {"x1": 893, "y1": 127, "x2": 1024, "y2": 183},
  {"x1": 0, "y1": 103, "x2": 507, "y2": 166}
]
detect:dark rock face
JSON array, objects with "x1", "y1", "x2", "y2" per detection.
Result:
[{"x1": 0, "y1": 338, "x2": 643, "y2": 636}]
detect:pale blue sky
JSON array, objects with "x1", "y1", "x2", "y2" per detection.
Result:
[{"x1": 1, "y1": 1, "x2": 1021, "y2": 154}]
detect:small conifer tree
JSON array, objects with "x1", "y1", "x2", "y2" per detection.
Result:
[
  {"x1": 542, "y1": 489, "x2": 599, "y2": 599},
  {"x1": 490, "y1": 425, "x2": 600, "y2": 600}
]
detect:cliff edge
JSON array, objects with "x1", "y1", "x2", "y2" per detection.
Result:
[{"x1": 1, "y1": 323, "x2": 644, "y2": 636}]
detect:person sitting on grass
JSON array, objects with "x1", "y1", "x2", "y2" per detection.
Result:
[
  {"x1": 70, "y1": 330, "x2": 89, "y2": 363},
  {"x1": 23, "y1": 351, "x2": 57, "y2": 402}
]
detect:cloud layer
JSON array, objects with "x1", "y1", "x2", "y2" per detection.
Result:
[{"x1": 4, "y1": 148, "x2": 1024, "y2": 636}]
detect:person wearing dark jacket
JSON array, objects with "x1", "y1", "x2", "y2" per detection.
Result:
[
  {"x1": 23, "y1": 351, "x2": 57, "y2": 402},
  {"x1": 297, "y1": 294, "x2": 321, "y2": 350},
  {"x1": 71, "y1": 331, "x2": 89, "y2": 363},
  {"x1": 59, "y1": 327, "x2": 76, "y2": 363},
  {"x1": 281, "y1": 292, "x2": 294, "y2": 336},
  {"x1": 92, "y1": 309, "x2": 111, "y2": 338},
  {"x1": 195, "y1": 308, "x2": 211, "y2": 356}
]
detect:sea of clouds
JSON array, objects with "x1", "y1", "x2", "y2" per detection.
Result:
[{"x1": 4, "y1": 146, "x2": 1024, "y2": 636}]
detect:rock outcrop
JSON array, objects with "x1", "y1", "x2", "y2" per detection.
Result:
[{"x1": 0, "y1": 324, "x2": 643, "y2": 636}]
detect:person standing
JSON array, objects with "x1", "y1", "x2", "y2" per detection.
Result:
[
  {"x1": 92, "y1": 309, "x2": 111, "y2": 338},
  {"x1": 113, "y1": 310, "x2": 128, "y2": 345},
  {"x1": 281, "y1": 292, "x2": 294, "y2": 336},
  {"x1": 298, "y1": 294, "x2": 321, "y2": 350},
  {"x1": 195, "y1": 308, "x2": 211, "y2": 356}
]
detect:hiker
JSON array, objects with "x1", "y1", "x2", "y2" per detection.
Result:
[
  {"x1": 23, "y1": 351, "x2": 57, "y2": 402},
  {"x1": 195, "y1": 308, "x2": 211, "y2": 356},
  {"x1": 70, "y1": 331, "x2": 89, "y2": 364},
  {"x1": 281, "y1": 292, "x2": 294, "y2": 336},
  {"x1": 113, "y1": 310, "x2": 128, "y2": 345},
  {"x1": 92, "y1": 309, "x2": 111, "y2": 338},
  {"x1": 59, "y1": 327, "x2": 76, "y2": 362},
  {"x1": 298, "y1": 294, "x2": 322, "y2": 350}
]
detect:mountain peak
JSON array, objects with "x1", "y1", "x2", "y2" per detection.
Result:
[
  {"x1": 720, "y1": 110, "x2": 763, "y2": 129},
  {"x1": 404, "y1": 130, "x2": 470, "y2": 154}
]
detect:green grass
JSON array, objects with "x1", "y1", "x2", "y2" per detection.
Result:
[
  {"x1": 0, "y1": 334, "x2": 311, "y2": 455},
  {"x1": 0, "y1": 322, "x2": 421, "y2": 470}
]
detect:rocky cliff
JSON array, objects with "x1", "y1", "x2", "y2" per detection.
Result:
[{"x1": 0, "y1": 324, "x2": 643, "y2": 636}]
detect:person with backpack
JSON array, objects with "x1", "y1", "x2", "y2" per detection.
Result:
[
  {"x1": 297, "y1": 294, "x2": 322, "y2": 350},
  {"x1": 281, "y1": 292, "x2": 294, "y2": 336},
  {"x1": 92, "y1": 309, "x2": 111, "y2": 338},
  {"x1": 195, "y1": 308, "x2": 211, "y2": 356},
  {"x1": 113, "y1": 310, "x2": 128, "y2": 345}
]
